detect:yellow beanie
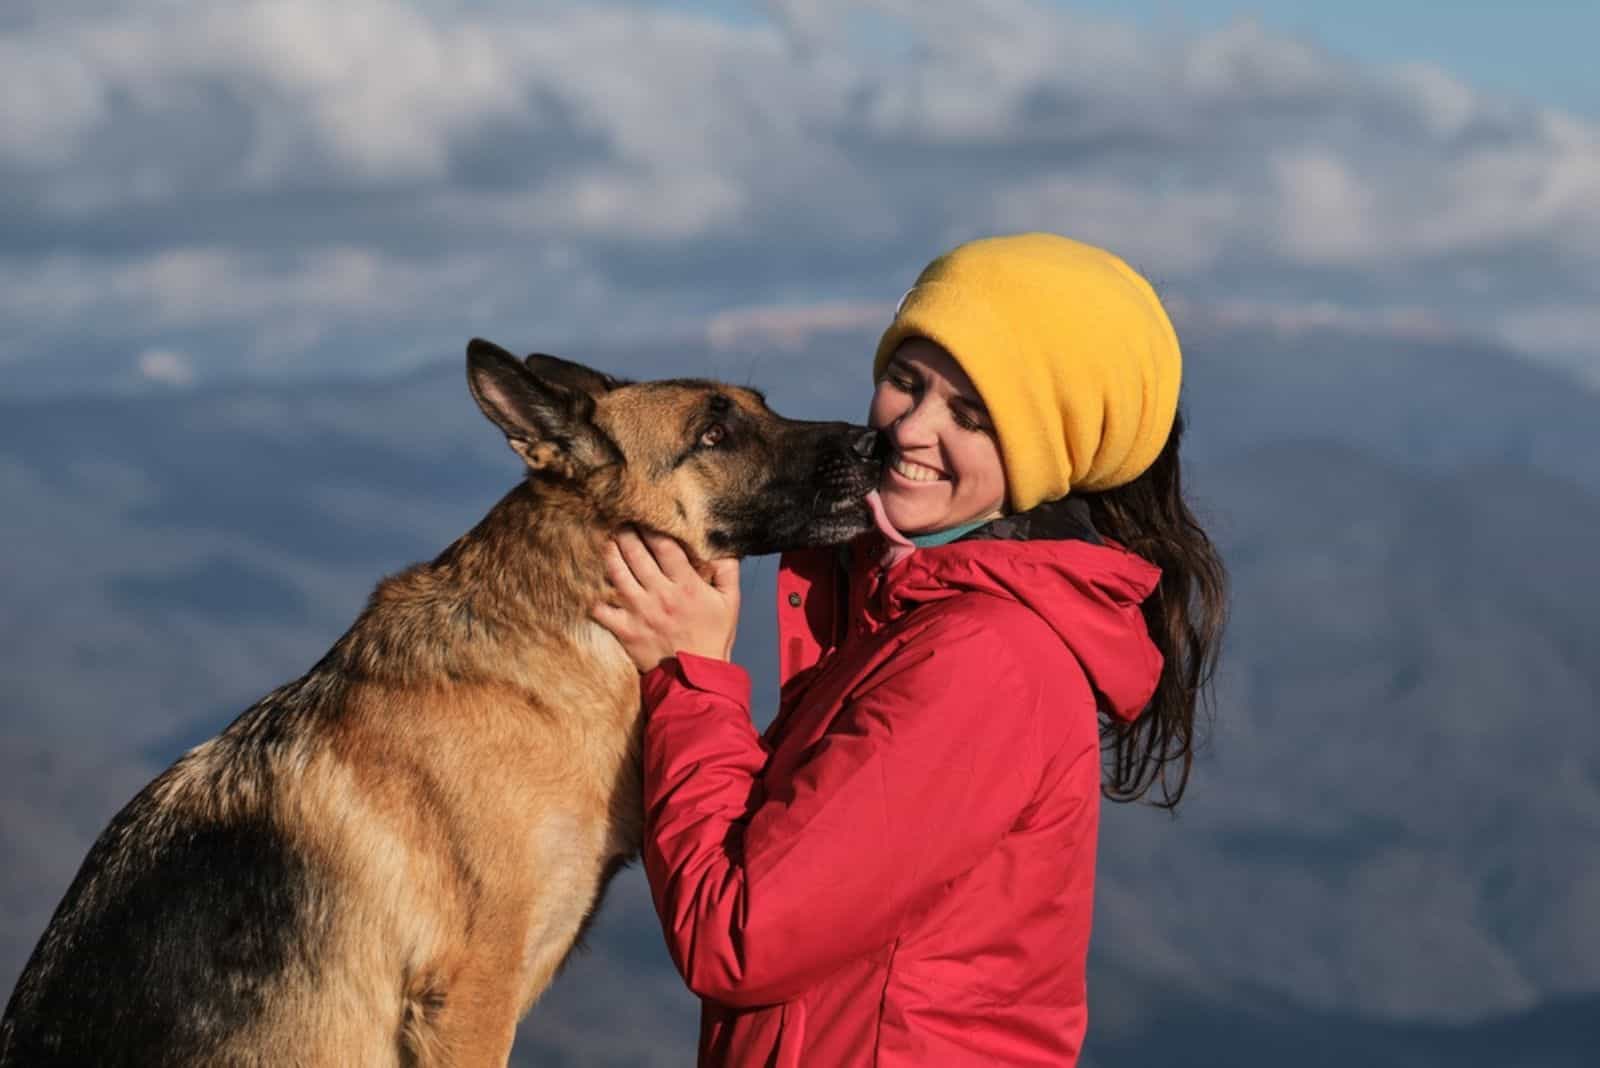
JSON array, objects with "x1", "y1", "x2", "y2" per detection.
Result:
[{"x1": 873, "y1": 232, "x2": 1181, "y2": 511}]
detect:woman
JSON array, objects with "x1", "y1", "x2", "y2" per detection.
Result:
[{"x1": 592, "y1": 233, "x2": 1227, "y2": 1066}]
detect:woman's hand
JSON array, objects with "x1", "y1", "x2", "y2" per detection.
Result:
[{"x1": 591, "y1": 527, "x2": 741, "y2": 674}]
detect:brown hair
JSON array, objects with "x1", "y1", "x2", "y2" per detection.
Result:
[{"x1": 1079, "y1": 408, "x2": 1228, "y2": 810}]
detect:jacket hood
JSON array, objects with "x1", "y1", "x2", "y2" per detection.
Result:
[{"x1": 875, "y1": 531, "x2": 1164, "y2": 722}]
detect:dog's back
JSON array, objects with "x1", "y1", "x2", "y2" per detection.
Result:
[
  {"x1": 2, "y1": 675, "x2": 346, "y2": 1066},
  {"x1": 3, "y1": 585, "x2": 643, "y2": 1067}
]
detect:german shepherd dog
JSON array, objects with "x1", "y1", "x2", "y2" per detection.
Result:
[{"x1": 1, "y1": 339, "x2": 883, "y2": 1067}]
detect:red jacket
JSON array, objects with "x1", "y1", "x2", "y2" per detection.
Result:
[{"x1": 639, "y1": 527, "x2": 1163, "y2": 1066}]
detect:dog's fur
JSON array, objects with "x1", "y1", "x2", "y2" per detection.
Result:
[{"x1": 0, "y1": 339, "x2": 883, "y2": 1067}]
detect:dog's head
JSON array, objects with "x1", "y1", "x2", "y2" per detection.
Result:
[{"x1": 467, "y1": 338, "x2": 884, "y2": 558}]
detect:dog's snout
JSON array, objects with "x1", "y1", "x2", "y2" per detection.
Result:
[{"x1": 850, "y1": 428, "x2": 884, "y2": 462}]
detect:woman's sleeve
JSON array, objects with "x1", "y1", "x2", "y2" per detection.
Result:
[{"x1": 638, "y1": 621, "x2": 1052, "y2": 1008}]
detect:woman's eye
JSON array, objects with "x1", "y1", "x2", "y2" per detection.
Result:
[
  {"x1": 699, "y1": 423, "x2": 727, "y2": 448},
  {"x1": 887, "y1": 374, "x2": 917, "y2": 393},
  {"x1": 953, "y1": 409, "x2": 990, "y2": 434}
]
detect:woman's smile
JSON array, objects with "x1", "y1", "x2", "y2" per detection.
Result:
[{"x1": 888, "y1": 452, "x2": 946, "y2": 483}]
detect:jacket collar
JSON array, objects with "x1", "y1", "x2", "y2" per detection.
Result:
[{"x1": 852, "y1": 496, "x2": 1163, "y2": 722}]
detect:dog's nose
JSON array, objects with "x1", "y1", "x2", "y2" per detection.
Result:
[{"x1": 850, "y1": 428, "x2": 884, "y2": 461}]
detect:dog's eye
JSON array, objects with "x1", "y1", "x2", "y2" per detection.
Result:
[{"x1": 699, "y1": 423, "x2": 728, "y2": 448}]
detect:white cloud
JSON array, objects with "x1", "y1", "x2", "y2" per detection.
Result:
[
  {"x1": 988, "y1": 177, "x2": 1241, "y2": 275},
  {"x1": 1498, "y1": 304, "x2": 1600, "y2": 384},
  {"x1": 705, "y1": 299, "x2": 889, "y2": 351},
  {"x1": 1389, "y1": 62, "x2": 1479, "y2": 138},
  {"x1": 0, "y1": 0, "x2": 530, "y2": 184},
  {"x1": 0, "y1": 247, "x2": 490, "y2": 329},
  {"x1": 1168, "y1": 295, "x2": 1460, "y2": 342},
  {"x1": 135, "y1": 347, "x2": 195, "y2": 386},
  {"x1": 1272, "y1": 151, "x2": 1382, "y2": 266},
  {"x1": 1, "y1": 0, "x2": 1597, "y2": 384},
  {"x1": 0, "y1": 34, "x2": 108, "y2": 166},
  {"x1": 1179, "y1": 17, "x2": 1342, "y2": 103},
  {"x1": 437, "y1": 169, "x2": 747, "y2": 240}
]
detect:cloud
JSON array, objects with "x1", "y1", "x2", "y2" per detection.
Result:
[
  {"x1": 705, "y1": 299, "x2": 889, "y2": 351},
  {"x1": 0, "y1": 0, "x2": 1597, "y2": 386},
  {"x1": 1271, "y1": 150, "x2": 1383, "y2": 266},
  {"x1": 135, "y1": 347, "x2": 194, "y2": 386},
  {"x1": 0, "y1": 0, "x2": 530, "y2": 185},
  {"x1": 1167, "y1": 295, "x2": 1461, "y2": 343},
  {"x1": 986, "y1": 177, "x2": 1242, "y2": 275},
  {"x1": 1498, "y1": 304, "x2": 1600, "y2": 384}
]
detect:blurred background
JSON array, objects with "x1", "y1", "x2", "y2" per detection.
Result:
[{"x1": 3, "y1": 1, "x2": 1598, "y2": 1064}]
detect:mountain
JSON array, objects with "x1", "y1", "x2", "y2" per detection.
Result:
[
  {"x1": 1084, "y1": 975, "x2": 1600, "y2": 1068},
  {"x1": 2, "y1": 323, "x2": 1597, "y2": 1063}
]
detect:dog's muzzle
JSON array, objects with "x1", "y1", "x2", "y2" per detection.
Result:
[{"x1": 851, "y1": 428, "x2": 887, "y2": 463}]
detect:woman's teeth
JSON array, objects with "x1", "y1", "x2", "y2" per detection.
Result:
[{"x1": 892, "y1": 455, "x2": 944, "y2": 483}]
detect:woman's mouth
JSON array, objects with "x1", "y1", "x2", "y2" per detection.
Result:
[{"x1": 889, "y1": 453, "x2": 945, "y2": 484}]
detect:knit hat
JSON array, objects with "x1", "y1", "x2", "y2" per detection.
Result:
[{"x1": 873, "y1": 232, "x2": 1181, "y2": 512}]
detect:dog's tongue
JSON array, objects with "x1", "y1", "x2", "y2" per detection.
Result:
[{"x1": 865, "y1": 490, "x2": 915, "y2": 564}]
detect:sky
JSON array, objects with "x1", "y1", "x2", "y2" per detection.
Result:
[
  {"x1": 668, "y1": 0, "x2": 1600, "y2": 117},
  {"x1": 1, "y1": 0, "x2": 1597, "y2": 394},
  {"x1": 1062, "y1": 1, "x2": 1600, "y2": 117}
]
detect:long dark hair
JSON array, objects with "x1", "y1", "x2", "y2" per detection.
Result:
[{"x1": 1079, "y1": 408, "x2": 1228, "y2": 810}]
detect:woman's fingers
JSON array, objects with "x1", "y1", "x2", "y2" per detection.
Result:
[
  {"x1": 707, "y1": 557, "x2": 740, "y2": 599},
  {"x1": 591, "y1": 598, "x2": 669, "y2": 673},
  {"x1": 591, "y1": 527, "x2": 741, "y2": 670},
  {"x1": 590, "y1": 600, "x2": 634, "y2": 639},
  {"x1": 640, "y1": 530, "x2": 696, "y2": 583},
  {"x1": 612, "y1": 527, "x2": 668, "y2": 594},
  {"x1": 615, "y1": 526, "x2": 709, "y2": 590},
  {"x1": 602, "y1": 537, "x2": 647, "y2": 602}
]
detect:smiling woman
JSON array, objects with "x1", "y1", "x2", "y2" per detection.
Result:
[
  {"x1": 590, "y1": 232, "x2": 1228, "y2": 1067},
  {"x1": 869, "y1": 337, "x2": 1007, "y2": 535}
]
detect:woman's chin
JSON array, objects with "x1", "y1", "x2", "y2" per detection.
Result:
[
  {"x1": 881, "y1": 492, "x2": 1000, "y2": 536},
  {"x1": 880, "y1": 497, "x2": 939, "y2": 536},
  {"x1": 879, "y1": 471, "x2": 961, "y2": 533}
]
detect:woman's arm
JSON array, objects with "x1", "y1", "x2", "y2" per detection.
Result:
[{"x1": 639, "y1": 623, "x2": 1064, "y2": 1007}]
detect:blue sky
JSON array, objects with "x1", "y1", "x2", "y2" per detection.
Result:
[
  {"x1": 2, "y1": 0, "x2": 1597, "y2": 392},
  {"x1": 1066, "y1": 1, "x2": 1599, "y2": 117},
  {"x1": 667, "y1": 0, "x2": 1600, "y2": 116}
]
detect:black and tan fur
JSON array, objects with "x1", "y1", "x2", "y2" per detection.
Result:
[{"x1": 0, "y1": 339, "x2": 883, "y2": 1067}]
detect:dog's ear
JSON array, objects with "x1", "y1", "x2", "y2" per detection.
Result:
[
  {"x1": 467, "y1": 338, "x2": 621, "y2": 478},
  {"x1": 524, "y1": 353, "x2": 632, "y2": 399}
]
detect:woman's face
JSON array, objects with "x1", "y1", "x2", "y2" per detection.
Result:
[{"x1": 868, "y1": 337, "x2": 1007, "y2": 535}]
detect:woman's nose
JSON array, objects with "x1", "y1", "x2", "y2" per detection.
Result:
[{"x1": 889, "y1": 397, "x2": 938, "y2": 445}]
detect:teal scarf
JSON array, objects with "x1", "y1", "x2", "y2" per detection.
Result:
[{"x1": 908, "y1": 517, "x2": 990, "y2": 548}]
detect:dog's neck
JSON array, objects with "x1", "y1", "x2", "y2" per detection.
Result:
[
  {"x1": 441, "y1": 479, "x2": 611, "y2": 621},
  {"x1": 336, "y1": 480, "x2": 617, "y2": 687}
]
